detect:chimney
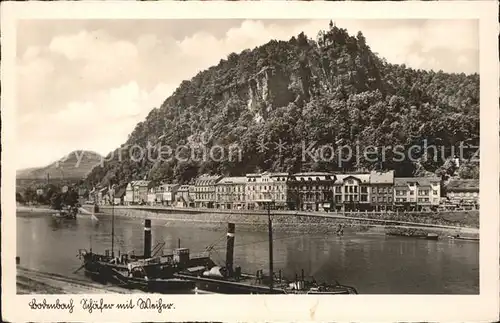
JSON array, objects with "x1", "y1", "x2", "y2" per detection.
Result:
[
  {"x1": 226, "y1": 223, "x2": 235, "y2": 276},
  {"x1": 144, "y1": 219, "x2": 152, "y2": 258}
]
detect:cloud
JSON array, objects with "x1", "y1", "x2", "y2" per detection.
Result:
[
  {"x1": 17, "y1": 81, "x2": 175, "y2": 169},
  {"x1": 49, "y1": 30, "x2": 138, "y2": 61}
]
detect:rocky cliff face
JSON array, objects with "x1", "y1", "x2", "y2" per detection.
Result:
[{"x1": 84, "y1": 25, "x2": 479, "y2": 187}]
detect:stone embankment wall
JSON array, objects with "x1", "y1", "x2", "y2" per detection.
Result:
[{"x1": 81, "y1": 205, "x2": 479, "y2": 237}]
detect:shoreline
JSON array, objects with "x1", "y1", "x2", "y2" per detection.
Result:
[
  {"x1": 92, "y1": 205, "x2": 479, "y2": 238},
  {"x1": 16, "y1": 205, "x2": 479, "y2": 239},
  {"x1": 16, "y1": 205, "x2": 53, "y2": 213}
]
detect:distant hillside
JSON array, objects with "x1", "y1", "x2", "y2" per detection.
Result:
[
  {"x1": 17, "y1": 150, "x2": 102, "y2": 186},
  {"x1": 85, "y1": 22, "x2": 479, "y2": 188}
]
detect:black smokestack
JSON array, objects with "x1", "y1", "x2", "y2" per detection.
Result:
[
  {"x1": 226, "y1": 223, "x2": 235, "y2": 276},
  {"x1": 144, "y1": 219, "x2": 152, "y2": 258}
]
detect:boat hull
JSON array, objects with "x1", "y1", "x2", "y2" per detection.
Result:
[
  {"x1": 128, "y1": 277, "x2": 196, "y2": 294},
  {"x1": 84, "y1": 265, "x2": 195, "y2": 293},
  {"x1": 386, "y1": 233, "x2": 439, "y2": 240},
  {"x1": 449, "y1": 236, "x2": 479, "y2": 242},
  {"x1": 174, "y1": 274, "x2": 356, "y2": 295},
  {"x1": 176, "y1": 275, "x2": 285, "y2": 294}
]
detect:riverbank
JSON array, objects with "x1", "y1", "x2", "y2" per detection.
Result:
[
  {"x1": 82, "y1": 205, "x2": 479, "y2": 239},
  {"x1": 16, "y1": 205, "x2": 53, "y2": 213}
]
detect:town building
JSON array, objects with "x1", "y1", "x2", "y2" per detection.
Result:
[
  {"x1": 88, "y1": 187, "x2": 97, "y2": 204},
  {"x1": 174, "y1": 185, "x2": 194, "y2": 208},
  {"x1": 369, "y1": 171, "x2": 394, "y2": 211},
  {"x1": 245, "y1": 172, "x2": 290, "y2": 210},
  {"x1": 215, "y1": 176, "x2": 247, "y2": 209},
  {"x1": 194, "y1": 175, "x2": 223, "y2": 208},
  {"x1": 124, "y1": 180, "x2": 150, "y2": 205},
  {"x1": 394, "y1": 177, "x2": 441, "y2": 211},
  {"x1": 97, "y1": 187, "x2": 108, "y2": 205},
  {"x1": 113, "y1": 186, "x2": 126, "y2": 205},
  {"x1": 124, "y1": 185, "x2": 133, "y2": 205},
  {"x1": 188, "y1": 185, "x2": 196, "y2": 207},
  {"x1": 445, "y1": 179, "x2": 479, "y2": 208},
  {"x1": 155, "y1": 184, "x2": 180, "y2": 206},
  {"x1": 147, "y1": 188, "x2": 157, "y2": 205},
  {"x1": 333, "y1": 174, "x2": 371, "y2": 211},
  {"x1": 287, "y1": 172, "x2": 336, "y2": 211}
]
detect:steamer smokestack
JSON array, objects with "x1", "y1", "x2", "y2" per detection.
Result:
[
  {"x1": 144, "y1": 219, "x2": 152, "y2": 258},
  {"x1": 226, "y1": 223, "x2": 235, "y2": 276}
]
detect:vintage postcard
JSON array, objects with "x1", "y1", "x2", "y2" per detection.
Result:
[{"x1": 2, "y1": 1, "x2": 499, "y2": 322}]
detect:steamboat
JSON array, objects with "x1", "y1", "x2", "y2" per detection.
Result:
[
  {"x1": 77, "y1": 198, "x2": 358, "y2": 294},
  {"x1": 76, "y1": 204, "x2": 204, "y2": 293},
  {"x1": 170, "y1": 199, "x2": 357, "y2": 294},
  {"x1": 173, "y1": 223, "x2": 358, "y2": 294}
]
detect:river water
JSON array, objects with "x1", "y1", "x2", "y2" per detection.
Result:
[{"x1": 16, "y1": 211, "x2": 479, "y2": 294}]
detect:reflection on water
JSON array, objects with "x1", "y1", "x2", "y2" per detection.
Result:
[{"x1": 16, "y1": 212, "x2": 479, "y2": 294}]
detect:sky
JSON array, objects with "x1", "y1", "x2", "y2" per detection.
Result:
[{"x1": 15, "y1": 19, "x2": 479, "y2": 169}]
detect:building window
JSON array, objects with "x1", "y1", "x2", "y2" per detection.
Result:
[
  {"x1": 361, "y1": 187, "x2": 367, "y2": 193},
  {"x1": 433, "y1": 190, "x2": 438, "y2": 195}
]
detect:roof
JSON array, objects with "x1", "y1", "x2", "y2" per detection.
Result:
[
  {"x1": 269, "y1": 172, "x2": 289, "y2": 177},
  {"x1": 370, "y1": 171, "x2": 394, "y2": 184},
  {"x1": 177, "y1": 185, "x2": 190, "y2": 191},
  {"x1": 294, "y1": 172, "x2": 335, "y2": 177},
  {"x1": 334, "y1": 174, "x2": 370, "y2": 184},
  {"x1": 157, "y1": 183, "x2": 180, "y2": 190},
  {"x1": 446, "y1": 179, "x2": 479, "y2": 192},
  {"x1": 394, "y1": 177, "x2": 441, "y2": 187},
  {"x1": 195, "y1": 175, "x2": 222, "y2": 186},
  {"x1": 130, "y1": 180, "x2": 150, "y2": 187},
  {"x1": 217, "y1": 176, "x2": 247, "y2": 184},
  {"x1": 291, "y1": 172, "x2": 336, "y2": 181}
]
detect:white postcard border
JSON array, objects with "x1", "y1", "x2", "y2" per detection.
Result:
[{"x1": 1, "y1": 1, "x2": 499, "y2": 322}]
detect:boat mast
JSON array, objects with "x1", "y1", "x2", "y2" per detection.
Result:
[
  {"x1": 111, "y1": 201, "x2": 115, "y2": 258},
  {"x1": 110, "y1": 186, "x2": 115, "y2": 258},
  {"x1": 267, "y1": 202, "x2": 274, "y2": 291}
]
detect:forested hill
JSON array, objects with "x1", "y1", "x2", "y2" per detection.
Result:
[{"x1": 85, "y1": 22, "x2": 479, "y2": 188}]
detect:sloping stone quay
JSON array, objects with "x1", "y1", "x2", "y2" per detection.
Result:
[{"x1": 83, "y1": 205, "x2": 479, "y2": 237}]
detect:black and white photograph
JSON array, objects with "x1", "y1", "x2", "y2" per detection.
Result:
[{"x1": 2, "y1": 1, "x2": 498, "y2": 322}]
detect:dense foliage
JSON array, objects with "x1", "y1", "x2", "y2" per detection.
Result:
[
  {"x1": 49, "y1": 189, "x2": 79, "y2": 210},
  {"x1": 20, "y1": 184, "x2": 80, "y2": 209},
  {"x1": 85, "y1": 23, "x2": 479, "y2": 188}
]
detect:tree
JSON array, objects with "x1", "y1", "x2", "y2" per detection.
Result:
[
  {"x1": 63, "y1": 189, "x2": 79, "y2": 206},
  {"x1": 82, "y1": 21, "x2": 479, "y2": 186},
  {"x1": 23, "y1": 187, "x2": 36, "y2": 204},
  {"x1": 16, "y1": 192, "x2": 24, "y2": 204},
  {"x1": 50, "y1": 193, "x2": 63, "y2": 210}
]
